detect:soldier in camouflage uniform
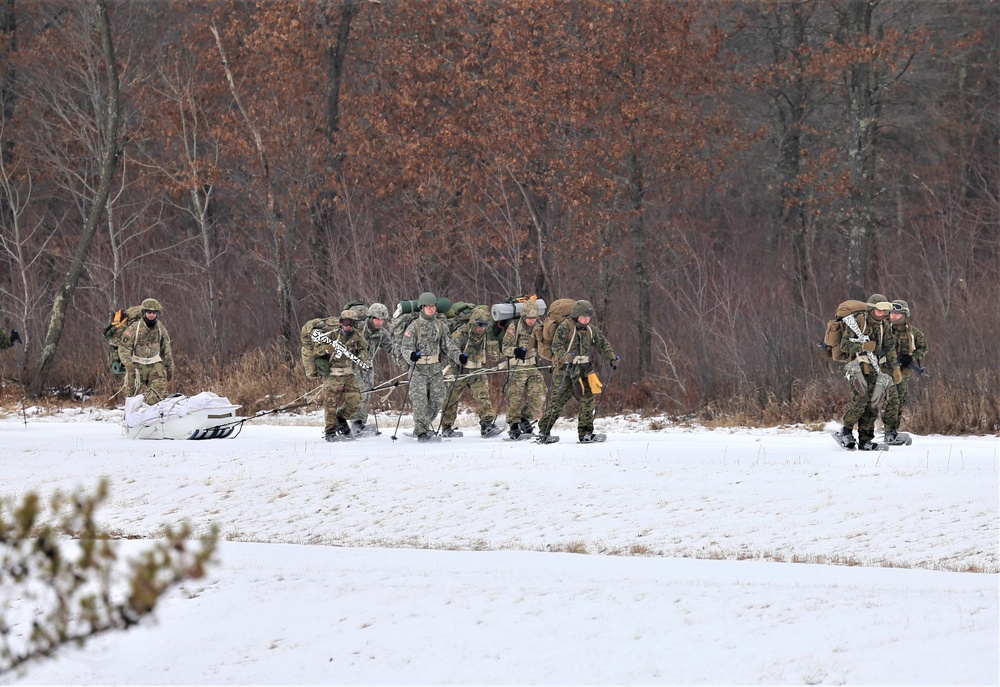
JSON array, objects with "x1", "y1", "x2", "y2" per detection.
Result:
[
  {"x1": 500, "y1": 300, "x2": 545, "y2": 439},
  {"x1": 351, "y1": 302, "x2": 392, "y2": 435},
  {"x1": 837, "y1": 294, "x2": 902, "y2": 450},
  {"x1": 0, "y1": 327, "x2": 20, "y2": 351},
  {"x1": 117, "y1": 298, "x2": 174, "y2": 405},
  {"x1": 301, "y1": 310, "x2": 369, "y2": 441},
  {"x1": 400, "y1": 292, "x2": 462, "y2": 442},
  {"x1": 536, "y1": 300, "x2": 618, "y2": 443},
  {"x1": 881, "y1": 299, "x2": 929, "y2": 443},
  {"x1": 440, "y1": 306, "x2": 500, "y2": 438}
]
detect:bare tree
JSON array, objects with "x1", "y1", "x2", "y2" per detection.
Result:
[{"x1": 29, "y1": 0, "x2": 121, "y2": 396}]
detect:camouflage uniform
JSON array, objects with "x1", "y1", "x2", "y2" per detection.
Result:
[
  {"x1": 400, "y1": 297, "x2": 462, "y2": 439},
  {"x1": 537, "y1": 301, "x2": 617, "y2": 441},
  {"x1": 440, "y1": 306, "x2": 497, "y2": 435},
  {"x1": 351, "y1": 305, "x2": 392, "y2": 430},
  {"x1": 882, "y1": 301, "x2": 928, "y2": 436},
  {"x1": 500, "y1": 302, "x2": 546, "y2": 437},
  {"x1": 0, "y1": 328, "x2": 17, "y2": 350},
  {"x1": 301, "y1": 312, "x2": 369, "y2": 438},
  {"x1": 837, "y1": 296, "x2": 900, "y2": 447},
  {"x1": 117, "y1": 300, "x2": 174, "y2": 405}
]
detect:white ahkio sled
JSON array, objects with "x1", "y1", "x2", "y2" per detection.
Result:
[{"x1": 124, "y1": 392, "x2": 243, "y2": 440}]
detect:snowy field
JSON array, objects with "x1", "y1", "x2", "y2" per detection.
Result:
[{"x1": 1, "y1": 405, "x2": 997, "y2": 685}]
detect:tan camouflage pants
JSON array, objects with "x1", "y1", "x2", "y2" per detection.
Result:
[
  {"x1": 441, "y1": 371, "x2": 495, "y2": 428},
  {"x1": 408, "y1": 365, "x2": 447, "y2": 437},
  {"x1": 504, "y1": 367, "x2": 546, "y2": 425},
  {"x1": 323, "y1": 373, "x2": 361, "y2": 436},
  {"x1": 537, "y1": 364, "x2": 596, "y2": 439},
  {"x1": 129, "y1": 362, "x2": 168, "y2": 405}
]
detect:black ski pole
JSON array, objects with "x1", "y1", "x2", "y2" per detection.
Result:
[
  {"x1": 591, "y1": 362, "x2": 617, "y2": 424},
  {"x1": 539, "y1": 359, "x2": 569, "y2": 423},
  {"x1": 391, "y1": 360, "x2": 417, "y2": 441},
  {"x1": 434, "y1": 365, "x2": 462, "y2": 435}
]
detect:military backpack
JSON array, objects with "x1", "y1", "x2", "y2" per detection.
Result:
[
  {"x1": 819, "y1": 300, "x2": 869, "y2": 362},
  {"x1": 535, "y1": 297, "x2": 577, "y2": 362},
  {"x1": 102, "y1": 305, "x2": 143, "y2": 374}
]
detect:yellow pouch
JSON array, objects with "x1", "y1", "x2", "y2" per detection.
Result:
[{"x1": 578, "y1": 371, "x2": 603, "y2": 396}]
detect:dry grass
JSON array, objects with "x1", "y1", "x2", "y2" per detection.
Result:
[{"x1": 3, "y1": 348, "x2": 997, "y2": 436}]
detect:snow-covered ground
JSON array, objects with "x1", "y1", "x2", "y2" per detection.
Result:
[{"x1": 1, "y1": 405, "x2": 997, "y2": 684}]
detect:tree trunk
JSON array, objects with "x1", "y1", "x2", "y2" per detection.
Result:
[
  {"x1": 29, "y1": 0, "x2": 120, "y2": 396},
  {"x1": 324, "y1": 0, "x2": 358, "y2": 144},
  {"x1": 771, "y1": 1, "x2": 814, "y2": 296},
  {"x1": 627, "y1": 137, "x2": 651, "y2": 375},
  {"x1": 840, "y1": 0, "x2": 879, "y2": 296}
]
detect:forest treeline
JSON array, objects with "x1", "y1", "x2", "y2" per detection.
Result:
[{"x1": 0, "y1": 0, "x2": 996, "y2": 432}]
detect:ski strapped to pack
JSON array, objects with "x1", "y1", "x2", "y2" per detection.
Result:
[
  {"x1": 311, "y1": 330, "x2": 372, "y2": 371},
  {"x1": 842, "y1": 315, "x2": 880, "y2": 369},
  {"x1": 841, "y1": 315, "x2": 894, "y2": 407}
]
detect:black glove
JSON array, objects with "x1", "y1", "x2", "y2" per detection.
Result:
[
  {"x1": 459, "y1": 353, "x2": 469, "y2": 366},
  {"x1": 514, "y1": 347, "x2": 527, "y2": 361},
  {"x1": 610, "y1": 354, "x2": 620, "y2": 370},
  {"x1": 899, "y1": 354, "x2": 913, "y2": 368},
  {"x1": 410, "y1": 351, "x2": 421, "y2": 362},
  {"x1": 10, "y1": 329, "x2": 20, "y2": 343}
]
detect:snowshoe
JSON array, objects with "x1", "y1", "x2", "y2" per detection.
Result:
[
  {"x1": 415, "y1": 432, "x2": 443, "y2": 443},
  {"x1": 883, "y1": 430, "x2": 912, "y2": 446},
  {"x1": 480, "y1": 420, "x2": 505, "y2": 439},
  {"x1": 350, "y1": 421, "x2": 381, "y2": 438},
  {"x1": 324, "y1": 432, "x2": 355, "y2": 443},
  {"x1": 859, "y1": 440, "x2": 889, "y2": 452},
  {"x1": 535, "y1": 433, "x2": 560, "y2": 444},
  {"x1": 441, "y1": 426, "x2": 464, "y2": 438},
  {"x1": 833, "y1": 428, "x2": 857, "y2": 450},
  {"x1": 517, "y1": 420, "x2": 535, "y2": 437},
  {"x1": 503, "y1": 432, "x2": 537, "y2": 442},
  {"x1": 578, "y1": 432, "x2": 607, "y2": 444}
]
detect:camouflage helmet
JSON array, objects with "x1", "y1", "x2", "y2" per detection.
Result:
[
  {"x1": 418, "y1": 291, "x2": 437, "y2": 307},
  {"x1": 571, "y1": 300, "x2": 595, "y2": 318},
  {"x1": 368, "y1": 302, "x2": 390, "y2": 320},
  {"x1": 344, "y1": 301, "x2": 368, "y2": 320},
  {"x1": 141, "y1": 298, "x2": 163, "y2": 312},
  {"x1": 470, "y1": 306, "x2": 491, "y2": 328},
  {"x1": 866, "y1": 293, "x2": 891, "y2": 310},
  {"x1": 521, "y1": 301, "x2": 540, "y2": 318},
  {"x1": 891, "y1": 299, "x2": 910, "y2": 317},
  {"x1": 339, "y1": 309, "x2": 357, "y2": 324}
]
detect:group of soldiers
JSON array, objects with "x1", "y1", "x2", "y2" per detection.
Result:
[
  {"x1": 836, "y1": 293, "x2": 929, "y2": 451},
  {"x1": 5, "y1": 290, "x2": 929, "y2": 450},
  {"x1": 300, "y1": 292, "x2": 619, "y2": 444}
]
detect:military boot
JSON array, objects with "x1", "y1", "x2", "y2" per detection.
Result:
[{"x1": 336, "y1": 416, "x2": 352, "y2": 437}]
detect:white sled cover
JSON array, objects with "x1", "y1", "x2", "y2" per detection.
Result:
[{"x1": 124, "y1": 392, "x2": 242, "y2": 440}]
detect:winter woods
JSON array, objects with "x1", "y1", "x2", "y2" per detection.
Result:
[{"x1": 0, "y1": 0, "x2": 996, "y2": 431}]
